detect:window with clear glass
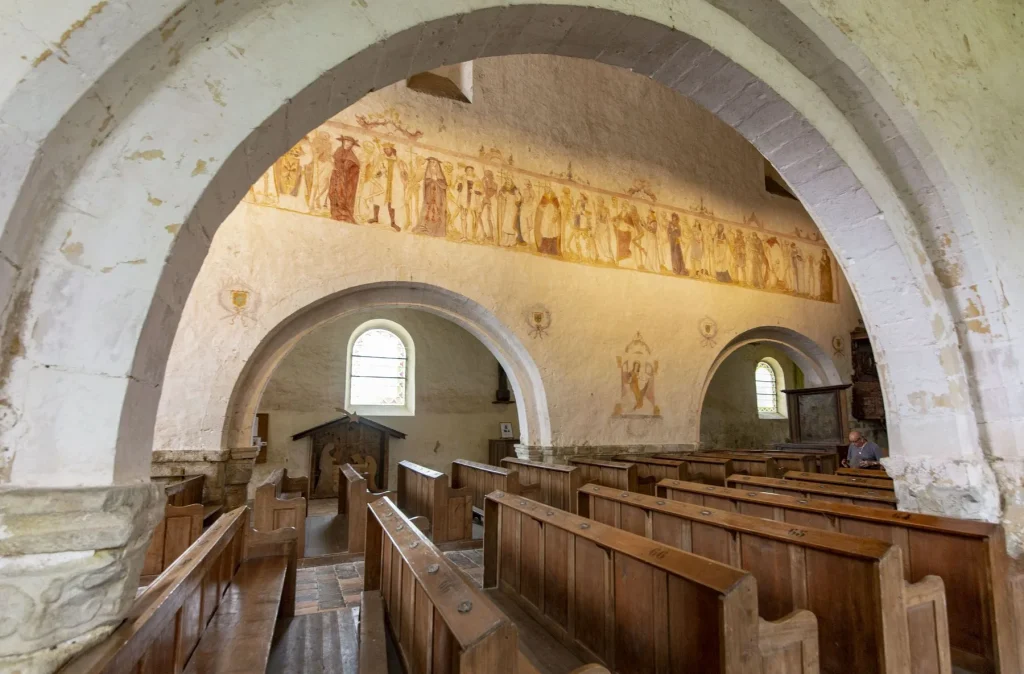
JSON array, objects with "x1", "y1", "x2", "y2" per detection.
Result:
[
  {"x1": 350, "y1": 328, "x2": 407, "y2": 406},
  {"x1": 755, "y1": 360, "x2": 778, "y2": 415}
]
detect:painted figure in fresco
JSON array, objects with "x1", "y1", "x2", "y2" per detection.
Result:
[
  {"x1": 535, "y1": 186, "x2": 562, "y2": 256},
  {"x1": 819, "y1": 249, "x2": 834, "y2": 301},
  {"x1": 666, "y1": 213, "x2": 686, "y2": 275},
  {"x1": 702, "y1": 220, "x2": 716, "y2": 278},
  {"x1": 451, "y1": 165, "x2": 480, "y2": 241},
  {"x1": 401, "y1": 155, "x2": 426, "y2": 230},
  {"x1": 614, "y1": 333, "x2": 660, "y2": 417},
  {"x1": 362, "y1": 142, "x2": 402, "y2": 231},
  {"x1": 559, "y1": 188, "x2": 575, "y2": 253},
  {"x1": 329, "y1": 135, "x2": 361, "y2": 223},
  {"x1": 305, "y1": 131, "x2": 334, "y2": 213},
  {"x1": 615, "y1": 203, "x2": 641, "y2": 267},
  {"x1": 568, "y1": 192, "x2": 595, "y2": 261},
  {"x1": 731, "y1": 230, "x2": 747, "y2": 285},
  {"x1": 594, "y1": 197, "x2": 615, "y2": 263},
  {"x1": 496, "y1": 173, "x2": 523, "y2": 247},
  {"x1": 747, "y1": 232, "x2": 767, "y2": 288},
  {"x1": 713, "y1": 223, "x2": 733, "y2": 283},
  {"x1": 765, "y1": 236, "x2": 789, "y2": 291},
  {"x1": 313, "y1": 442, "x2": 340, "y2": 498},
  {"x1": 273, "y1": 142, "x2": 305, "y2": 199},
  {"x1": 413, "y1": 157, "x2": 448, "y2": 237},
  {"x1": 789, "y1": 242, "x2": 805, "y2": 294},
  {"x1": 481, "y1": 170, "x2": 499, "y2": 244},
  {"x1": 689, "y1": 222, "x2": 705, "y2": 277},
  {"x1": 520, "y1": 180, "x2": 536, "y2": 249},
  {"x1": 637, "y1": 209, "x2": 659, "y2": 271}
]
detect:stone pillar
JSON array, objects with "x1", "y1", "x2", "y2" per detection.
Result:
[
  {"x1": 151, "y1": 447, "x2": 259, "y2": 508},
  {"x1": 0, "y1": 483, "x2": 164, "y2": 673}
]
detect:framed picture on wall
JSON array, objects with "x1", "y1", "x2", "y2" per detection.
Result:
[{"x1": 499, "y1": 422, "x2": 514, "y2": 439}]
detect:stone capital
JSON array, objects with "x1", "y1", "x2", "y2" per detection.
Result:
[{"x1": 0, "y1": 483, "x2": 164, "y2": 673}]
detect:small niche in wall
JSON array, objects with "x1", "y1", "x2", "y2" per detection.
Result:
[
  {"x1": 407, "y1": 62, "x2": 473, "y2": 103},
  {"x1": 765, "y1": 159, "x2": 797, "y2": 200}
]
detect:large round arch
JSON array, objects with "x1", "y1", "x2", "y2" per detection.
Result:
[
  {"x1": 221, "y1": 282, "x2": 551, "y2": 451},
  {"x1": 0, "y1": 3, "x2": 1012, "y2": 525},
  {"x1": 695, "y1": 326, "x2": 843, "y2": 441}
]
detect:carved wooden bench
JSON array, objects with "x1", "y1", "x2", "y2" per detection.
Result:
[
  {"x1": 654, "y1": 453, "x2": 733, "y2": 485},
  {"x1": 363, "y1": 497, "x2": 607, "y2": 673},
  {"x1": 396, "y1": 460, "x2": 472, "y2": 543},
  {"x1": 254, "y1": 467, "x2": 308, "y2": 557},
  {"x1": 501, "y1": 457, "x2": 583, "y2": 513},
  {"x1": 727, "y1": 473, "x2": 898, "y2": 509},
  {"x1": 698, "y1": 451, "x2": 781, "y2": 478},
  {"x1": 63, "y1": 506, "x2": 297, "y2": 673},
  {"x1": 709, "y1": 449, "x2": 817, "y2": 474},
  {"x1": 485, "y1": 491, "x2": 820, "y2": 673},
  {"x1": 140, "y1": 475, "x2": 206, "y2": 584},
  {"x1": 610, "y1": 454, "x2": 687, "y2": 494},
  {"x1": 785, "y1": 469, "x2": 895, "y2": 491},
  {"x1": 339, "y1": 462, "x2": 395, "y2": 553},
  {"x1": 452, "y1": 458, "x2": 540, "y2": 518},
  {"x1": 582, "y1": 484, "x2": 951, "y2": 674},
  {"x1": 658, "y1": 478, "x2": 1020, "y2": 674},
  {"x1": 566, "y1": 457, "x2": 638, "y2": 492}
]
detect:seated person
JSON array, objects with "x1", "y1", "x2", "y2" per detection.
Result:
[{"x1": 844, "y1": 431, "x2": 882, "y2": 468}]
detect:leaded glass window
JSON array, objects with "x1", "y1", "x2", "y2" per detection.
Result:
[
  {"x1": 350, "y1": 328, "x2": 407, "y2": 406},
  {"x1": 755, "y1": 360, "x2": 778, "y2": 415}
]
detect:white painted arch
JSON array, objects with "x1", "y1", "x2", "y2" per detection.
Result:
[
  {"x1": 222, "y1": 282, "x2": 551, "y2": 451},
  {"x1": 0, "y1": 0, "x2": 1015, "y2": 533}
]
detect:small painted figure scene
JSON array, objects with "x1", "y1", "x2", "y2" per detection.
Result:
[
  {"x1": 613, "y1": 332, "x2": 660, "y2": 417},
  {"x1": 247, "y1": 120, "x2": 838, "y2": 303}
]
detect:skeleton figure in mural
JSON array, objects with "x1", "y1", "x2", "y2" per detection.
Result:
[
  {"x1": 566, "y1": 191, "x2": 595, "y2": 261},
  {"x1": 789, "y1": 242, "x2": 805, "y2": 295},
  {"x1": 304, "y1": 131, "x2": 334, "y2": 213},
  {"x1": 362, "y1": 141, "x2": 403, "y2": 231},
  {"x1": 613, "y1": 332, "x2": 660, "y2": 417},
  {"x1": 519, "y1": 180, "x2": 537, "y2": 249},
  {"x1": 689, "y1": 221, "x2": 706, "y2": 277},
  {"x1": 450, "y1": 165, "x2": 477, "y2": 241},
  {"x1": 701, "y1": 220, "x2": 716, "y2": 278},
  {"x1": 329, "y1": 135, "x2": 361, "y2": 223},
  {"x1": 635, "y1": 209, "x2": 656, "y2": 271},
  {"x1": 765, "y1": 236, "x2": 789, "y2": 291},
  {"x1": 747, "y1": 232, "x2": 766, "y2": 288},
  {"x1": 496, "y1": 172, "x2": 523, "y2": 247},
  {"x1": 731, "y1": 230, "x2": 747, "y2": 285},
  {"x1": 481, "y1": 170, "x2": 499, "y2": 244},
  {"x1": 273, "y1": 141, "x2": 307, "y2": 212},
  {"x1": 413, "y1": 157, "x2": 448, "y2": 237},
  {"x1": 559, "y1": 188, "x2": 574, "y2": 253},
  {"x1": 535, "y1": 186, "x2": 562, "y2": 256},
  {"x1": 594, "y1": 196, "x2": 615, "y2": 263},
  {"x1": 713, "y1": 223, "x2": 733, "y2": 283},
  {"x1": 819, "y1": 249, "x2": 834, "y2": 301},
  {"x1": 314, "y1": 442, "x2": 340, "y2": 498},
  {"x1": 401, "y1": 155, "x2": 427, "y2": 230},
  {"x1": 666, "y1": 213, "x2": 686, "y2": 275}
]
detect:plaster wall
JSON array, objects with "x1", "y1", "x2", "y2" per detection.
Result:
[
  {"x1": 700, "y1": 344, "x2": 800, "y2": 449},
  {"x1": 252, "y1": 308, "x2": 518, "y2": 492},
  {"x1": 154, "y1": 56, "x2": 862, "y2": 458}
]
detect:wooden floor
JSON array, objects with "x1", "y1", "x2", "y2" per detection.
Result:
[
  {"x1": 484, "y1": 589, "x2": 587, "y2": 674},
  {"x1": 268, "y1": 606, "x2": 404, "y2": 673}
]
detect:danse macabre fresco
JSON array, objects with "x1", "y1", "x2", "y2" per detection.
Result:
[{"x1": 247, "y1": 118, "x2": 838, "y2": 304}]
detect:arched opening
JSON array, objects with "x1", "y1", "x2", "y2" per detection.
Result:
[{"x1": 345, "y1": 319, "x2": 415, "y2": 416}]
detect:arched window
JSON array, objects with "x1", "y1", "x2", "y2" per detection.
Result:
[
  {"x1": 346, "y1": 320, "x2": 415, "y2": 415},
  {"x1": 755, "y1": 358, "x2": 787, "y2": 419}
]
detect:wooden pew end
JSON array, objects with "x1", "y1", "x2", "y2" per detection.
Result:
[
  {"x1": 758, "y1": 610, "x2": 820, "y2": 674},
  {"x1": 904, "y1": 575, "x2": 953, "y2": 674}
]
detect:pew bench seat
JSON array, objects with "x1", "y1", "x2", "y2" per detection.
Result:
[{"x1": 183, "y1": 556, "x2": 289, "y2": 674}]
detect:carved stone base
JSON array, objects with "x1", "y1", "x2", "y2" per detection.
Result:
[
  {"x1": 0, "y1": 483, "x2": 164, "y2": 673},
  {"x1": 151, "y1": 446, "x2": 259, "y2": 509},
  {"x1": 514, "y1": 443, "x2": 698, "y2": 464}
]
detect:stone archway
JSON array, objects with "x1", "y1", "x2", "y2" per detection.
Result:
[
  {"x1": 221, "y1": 282, "x2": 551, "y2": 451},
  {"x1": 694, "y1": 326, "x2": 844, "y2": 443},
  {"x1": 2, "y1": 1, "x2": 1021, "y2": 667}
]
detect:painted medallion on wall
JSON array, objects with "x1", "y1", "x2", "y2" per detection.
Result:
[
  {"x1": 246, "y1": 114, "x2": 839, "y2": 303},
  {"x1": 614, "y1": 332, "x2": 660, "y2": 418}
]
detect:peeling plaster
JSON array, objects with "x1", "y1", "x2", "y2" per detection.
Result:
[
  {"x1": 126, "y1": 149, "x2": 165, "y2": 162},
  {"x1": 147, "y1": 194, "x2": 163, "y2": 206},
  {"x1": 191, "y1": 159, "x2": 208, "y2": 176},
  {"x1": 205, "y1": 80, "x2": 226, "y2": 107},
  {"x1": 55, "y1": 2, "x2": 108, "y2": 54}
]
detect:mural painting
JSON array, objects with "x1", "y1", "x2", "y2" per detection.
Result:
[
  {"x1": 614, "y1": 332, "x2": 660, "y2": 418},
  {"x1": 246, "y1": 120, "x2": 839, "y2": 303}
]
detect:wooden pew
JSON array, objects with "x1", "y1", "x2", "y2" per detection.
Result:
[
  {"x1": 658, "y1": 479, "x2": 1018, "y2": 674},
  {"x1": 727, "y1": 474, "x2": 898, "y2": 510},
  {"x1": 699, "y1": 451, "x2": 780, "y2": 478},
  {"x1": 485, "y1": 491, "x2": 819, "y2": 673},
  {"x1": 610, "y1": 454, "x2": 687, "y2": 494},
  {"x1": 396, "y1": 460, "x2": 472, "y2": 543},
  {"x1": 785, "y1": 469, "x2": 895, "y2": 492},
  {"x1": 140, "y1": 475, "x2": 206, "y2": 583},
  {"x1": 566, "y1": 457, "x2": 638, "y2": 492},
  {"x1": 254, "y1": 467, "x2": 308, "y2": 558},
  {"x1": 364, "y1": 497, "x2": 606, "y2": 674},
  {"x1": 451, "y1": 458, "x2": 540, "y2": 516},
  {"x1": 339, "y1": 462, "x2": 394, "y2": 554},
  {"x1": 63, "y1": 506, "x2": 298, "y2": 673},
  {"x1": 710, "y1": 449, "x2": 836, "y2": 475},
  {"x1": 162, "y1": 474, "x2": 205, "y2": 506},
  {"x1": 501, "y1": 457, "x2": 582, "y2": 513},
  {"x1": 580, "y1": 484, "x2": 950, "y2": 674},
  {"x1": 654, "y1": 453, "x2": 733, "y2": 486},
  {"x1": 837, "y1": 466, "x2": 895, "y2": 482}
]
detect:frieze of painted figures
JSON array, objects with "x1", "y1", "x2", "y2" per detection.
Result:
[{"x1": 247, "y1": 123, "x2": 836, "y2": 303}]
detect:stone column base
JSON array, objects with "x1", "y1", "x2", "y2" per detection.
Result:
[
  {"x1": 0, "y1": 483, "x2": 164, "y2": 673},
  {"x1": 514, "y1": 444, "x2": 698, "y2": 464},
  {"x1": 151, "y1": 447, "x2": 259, "y2": 509}
]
